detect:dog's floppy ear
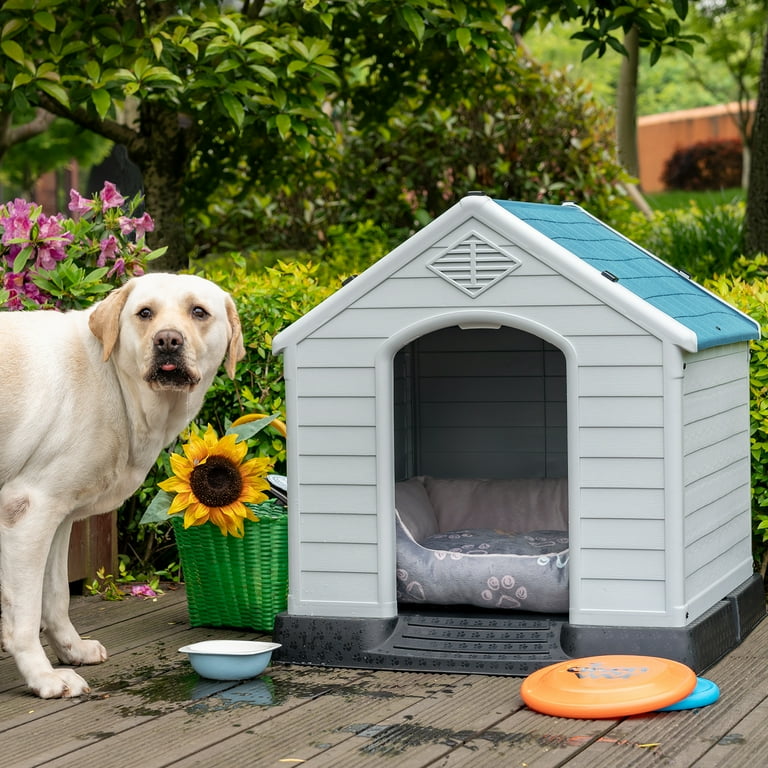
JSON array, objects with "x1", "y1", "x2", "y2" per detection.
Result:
[
  {"x1": 89, "y1": 280, "x2": 135, "y2": 361},
  {"x1": 224, "y1": 294, "x2": 245, "y2": 379}
]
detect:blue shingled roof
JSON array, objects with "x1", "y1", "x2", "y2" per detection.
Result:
[{"x1": 493, "y1": 199, "x2": 759, "y2": 350}]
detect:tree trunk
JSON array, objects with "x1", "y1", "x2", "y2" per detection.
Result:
[
  {"x1": 616, "y1": 26, "x2": 640, "y2": 181},
  {"x1": 127, "y1": 105, "x2": 192, "y2": 272},
  {"x1": 745, "y1": 26, "x2": 768, "y2": 257}
]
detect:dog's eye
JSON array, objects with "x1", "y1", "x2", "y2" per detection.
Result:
[
  {"x1": 137, "y1": 307, "x2": 153, "y2": 320},
  {"x1": 191, "y1": 306, "x2": 209, "y2": 320}
]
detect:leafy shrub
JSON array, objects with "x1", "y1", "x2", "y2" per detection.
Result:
[
  {"x1": 662, "y1": 139, "x2": 743, "y2": 191},
  {"x1": 706, "y1": 257, "x2": 768, "y2": 576},
  {"x1": 623, "y1": 201, "x2": 745, "y2": 281}
]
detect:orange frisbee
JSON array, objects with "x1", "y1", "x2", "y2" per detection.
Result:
[{"x1": 521, "y1": 655, "x2": 697, "y2": 719}]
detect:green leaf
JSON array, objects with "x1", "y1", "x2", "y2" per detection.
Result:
[
  {"x1": 91, "y1": 88, "x2": 111, "y2": 118},
  {"x1": 139, "y1": 490, "x2": 176, "y2": 525},
  {"x1": 12, "y1": 245, "x2": 33, "y2": 273},
  {"x1": 275, "y1": 113, "x2": 291, "y2": 139},
  {"x1": 1, "y1": 39, "x2": 25, "y2": 65},
  {"x1": 33, "y1": 11, "x2": 56, "y2": 32},
  {"x1": 225, "y1": 414, "x2": 279, "y2": 442},
  {"x1": 220, "y1": 91, "x2": 245, "y2": 129},
  {"x1": 456, "y1": 27, "x2": 471, "y2": 52},
  {"x1": 401, "y1": 6, "x2": 425, "y2": 42},
  {"x1": 37, "y1": 78, "x2": 70, "y2": 107}
]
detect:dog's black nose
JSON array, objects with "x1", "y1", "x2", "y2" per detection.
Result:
[{"x1": 154, "y1": 329, "x2": 184, "y2": 351}]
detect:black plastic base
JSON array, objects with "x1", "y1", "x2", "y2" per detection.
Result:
[{"x1": 274, "y1": 574, "x2": 766, "y2": 675}]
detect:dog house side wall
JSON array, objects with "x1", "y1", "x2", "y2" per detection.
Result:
[
  {"x1": 682, "y1": 342, "x2": 754, "y2": 621},
  {"x1": 282, "y1": 215, "x2": 689, "y2": 624}
]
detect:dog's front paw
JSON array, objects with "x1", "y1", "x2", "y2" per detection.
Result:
[
  {"x1": 57, "y1": 638, "x2": 108, "y2": 666},
  {"x1": 30, "y1": 668, "x2": 91, "y2": 699}
]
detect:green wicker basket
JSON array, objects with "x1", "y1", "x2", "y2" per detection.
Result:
[{"x1": 171, "y1": 501, "x2": 288, "y2": 631}]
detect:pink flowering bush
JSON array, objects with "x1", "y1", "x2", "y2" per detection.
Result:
[{"x1": 0, "y1": 181, "x2": 164, "y2": 311}]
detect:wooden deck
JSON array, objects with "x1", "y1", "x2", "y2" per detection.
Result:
[{"x1": 2, "y1": 587, "x2": 767, "y2": 768}]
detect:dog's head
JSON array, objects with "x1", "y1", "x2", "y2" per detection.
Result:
[{"x1": 88, "y1": 273, "x2": 245, "y2": 391}]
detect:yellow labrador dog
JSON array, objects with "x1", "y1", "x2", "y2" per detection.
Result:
[{"x1": 0, "y1": 273, "x2": 244, "y2": 698}]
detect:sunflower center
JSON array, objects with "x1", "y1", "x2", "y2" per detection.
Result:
[{"x1": 190, "y1": 455, "x2": 243, "y2": 508}]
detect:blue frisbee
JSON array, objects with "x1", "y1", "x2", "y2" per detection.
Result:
[{"x1": 658, "y1": 677, "x2": 720, "y2": 711}]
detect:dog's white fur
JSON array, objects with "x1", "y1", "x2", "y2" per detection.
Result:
[{"x1": 0, "y1": 273, "x2": 244, "y2": 698}]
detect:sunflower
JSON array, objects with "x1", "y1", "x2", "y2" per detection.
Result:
[{"x1": 159, "y1": 424, "x2": 274, "y2": 537}]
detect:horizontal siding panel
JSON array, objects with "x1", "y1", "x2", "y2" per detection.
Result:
[
  {"x1": 685, "y1": 516, "x2": 750, "y2": 576},
  {"x1": 300, "y1": 514, "x2": 378, "y2": 543},
  {"x1": 581, "y1": 549, "x2": 665, "y2": 580},
  {"x1": 296, "y1": 367, "x2": 374, "y2": 396},
  {"x1": 301, "y1": 542, "x2": 378, "y2": 573},
  {"x1": 299, "y1": 571, "x2": 379, "y2": 603},
  {"x1": 420, "y1": 375, "x2": 553, "y2": 402},
  {"x1": 299, "y1": 426, "x2": 376, "y2": 456},
  {"x1": 580, "y1": 427, "x2": 663, "y2": 458},
  {"x1": 685, "y1": 485, "x2": 749, "y2": 545},
  {"x1": 296, "y1": 337, "x2": 380, "y2": 367},
  {"x1": 685, "y1": 540, "x2": 752, "y2": 599},
  {"x1": 580, "y1": 487, "x2": 665, "y2": 519},
  {"x1": 685, "y1": 540, "x2": 753, "y2": 610},
  {"x1": 317, "y1": 304, "x2": 646, "y2": 339},
  {"x1": 580, "y1": 457, "x2": 664, "y2": 489},
  {"x1": 573, "y1": 336, "x2": 662, "y2": 366},
  {"x1": 579, "y1": 397, "x2": 664, "y2": 428},
  {"x1": 297, "y1": 455, "x2": 377, "y2": 485},
  {"x1": 580, "y1": 579, "x2": 666, "y2": 613},
  {"x1": 683, "y1": 435, "x2": 749, "y2": 485},
  {"x1": 420, "y1": 426, "x2": 547, "y2": 454},
  {"x1": 297, "y1": 396, "x2": 375, "y2": 426},
  {"x1": 579, "y1": 366, "x2": 664, "y2": 397},
  {"x1": 683, "y1": 346, "x2": 748, "y2": 393},
  {"x1": 580, "y1": 518, "x2": 665, "y2": 550},
  {"x1": 418, "y1": 350, "x2": 549, "y2": 377},
  {"x1": 353, "y1": 273, "x2": 581, "y2": 307},
  {"x1": 683, "y1": 406, "x2": 748, "y2": 453},
  {"x1": 419, "y1": 450, "x2": 559, "y2": 480},
  {"x1": 298, "y1": 483, "x2": 376, "y2": 514},
  {"x1": 683, "y1": 379, "x2": 748, "y2": 424},
  {"x1": 420, "y1": 401, "x2": 547, "y2": 428},
  {"x1": 684, "y1": 463, "x2": 750, "y2": 515}
]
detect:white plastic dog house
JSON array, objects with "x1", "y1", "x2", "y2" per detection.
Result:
[{"x1": 272, "y1": 193, "x2": 765, "y2": 675}]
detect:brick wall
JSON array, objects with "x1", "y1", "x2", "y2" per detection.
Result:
[{"x1": 637, "y1": 101, "x2": 753, "y2": 192}]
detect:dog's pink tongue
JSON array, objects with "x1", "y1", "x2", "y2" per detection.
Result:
[{"x1": 161, "y1": 363, "x2": 177, "y2": 371}]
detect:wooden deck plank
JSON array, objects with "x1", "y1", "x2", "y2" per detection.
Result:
[
  {"x1": 287, "y1": 673, "x2": 536, "y2": 766},
  {"x1": 29, "y1": 666, "x2": 422, "y2": 768},
  {"x1": 421, "y1": 708, "x2": 621, "y2": 767},
  {"x1": 0, "y1": 587, "x2": 765, "y2": 768},
  {"x1": 690, "y1": 697, "x2": 768, "y2": 767}
]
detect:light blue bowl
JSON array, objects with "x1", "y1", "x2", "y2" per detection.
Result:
[{"x1": 179, "y1": 640, "x2": 281, "y2": 680}]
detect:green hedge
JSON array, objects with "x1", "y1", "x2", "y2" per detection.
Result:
[{"x1": 706, "y1": 258, "x2": 768, "y2": 576}]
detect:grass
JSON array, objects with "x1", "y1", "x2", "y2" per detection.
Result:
[{"x1": 645, "y1": 187, "x2": 745, "y2": 211}]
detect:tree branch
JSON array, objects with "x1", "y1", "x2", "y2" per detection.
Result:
[
  {"x1": 35, "y1": 92, "x2": 141, "y2": 150},
  {"x1": 0, "y1": 108, "x2": 57, "y2": 156}
]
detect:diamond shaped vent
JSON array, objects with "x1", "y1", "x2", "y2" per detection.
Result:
[{"x1": 428, "y1": 231, "x2": 521, "y2": 298}]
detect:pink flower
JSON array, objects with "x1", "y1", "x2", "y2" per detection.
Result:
[
  {"x1": 35, "y1": 214, "x2": 73, "y2": 270},
  {"x1": 118, "y1": 212, "x2": 155, "y2": 239},
  {"x1": 130, "y1": 584, "x2": 157, "y2": 598},
  {"x1": 0, "y1": 199, "x2": 34, "y2": 246},
  {"x1": 98, "y1": 234, "x2": 119, "y2": 266},
  {"x1": 107, "y1": 257, "x2": 126, "y2": 277},
  {"x1": 99, "y1": 181, "x2": 125, "y2": 210},
  {"x1": 132, "y1": 212, "x2": 154, "y2": 239},
  {"x1": 68, "y1": 189, "x2": 93, "y2": 217}
]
